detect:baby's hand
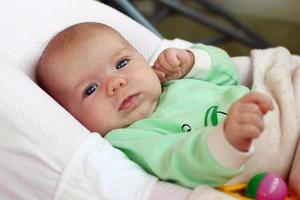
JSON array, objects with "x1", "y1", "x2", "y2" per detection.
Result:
[
  {"x1": 152, "y1": 48, "x2": 194, "y2": 82},
  {"x1": 224, "y1": 92, "x2": 274, "y2": 152}
]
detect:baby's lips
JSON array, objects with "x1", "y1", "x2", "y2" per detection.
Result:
[{"x1": 119, "y1": 94, "x2": 139, "y2": 111}]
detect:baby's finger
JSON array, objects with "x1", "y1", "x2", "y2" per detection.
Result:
[
  {"x1": 238, "y1": 112, "x2": 264, "y2": 133},
  {"x1": 156, "y1": 54, "x2": 175, "y2": 73},
  {"x1": 176, "y1": 49, "x2": 194, "y2": 67},
  {"x1": 153, "y1": 68, "x2": 166, "y2": 82},
  {"x1": 240, "y1": 103, "x2": 263, "y2": 117},
  {"x1": 239, "y1": 92, "x2": 274, "y2": 115},
  {"x1": 163, "y1": 49, "x2": 181, "y2": 68},
  {"x1": 239, "y1": 124, "x2": 262, "y2": 139}
]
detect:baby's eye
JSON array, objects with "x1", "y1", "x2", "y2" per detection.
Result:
[
  {"x1": 116, "y1": 58, "x2": 129, "y2": 70},
  {"x1": 84, "y1": 83, "x2": 98, "y2": 97}
]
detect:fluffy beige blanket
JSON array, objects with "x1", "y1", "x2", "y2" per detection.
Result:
[{"x1": 190, "y1": 47, "x2": 300, "y2": 199}]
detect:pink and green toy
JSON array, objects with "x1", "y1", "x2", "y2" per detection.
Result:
[
  {"x1": 245, "y1": 172, "x2": 288, "y2": 200},
  {"x1": 218, "y1": 172, "x2": 295, "y2": 200}
]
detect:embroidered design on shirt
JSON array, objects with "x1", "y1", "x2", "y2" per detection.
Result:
[
  {"x1": 181, "y1": 124, "x2": 192, "y2": 132},
  {"x1": 204, "y1": 106, "x2": 227, "y2": 127}
]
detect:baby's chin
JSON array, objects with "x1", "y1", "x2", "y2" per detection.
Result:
[
  {"x1": 115, "y1": 116, "x2": 144, "y2": 130},
  {"x1": 99, "y1": 104, "x2": 157, "y2": 135},
  {"x1": 93, "y1": 125, "x2": 114, "y2": 137},
  {"x1": 98, "y1": 122, "x2": 133, "y2": 136}
]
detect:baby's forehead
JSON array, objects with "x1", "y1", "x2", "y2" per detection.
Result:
[
  {"x1": 74, "y1": 31, "x2": 132, "y2": 55},
  {"x1": 51, "y1": 23, "x2": 123, "y2": 48}
]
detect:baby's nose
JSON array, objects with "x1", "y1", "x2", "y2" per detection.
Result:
[{"x1": 106, "y1": 76, "x2": 127, "y2": 96}]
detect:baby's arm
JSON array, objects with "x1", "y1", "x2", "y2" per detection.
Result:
[
  {"x1": 224, "y1": 92, "x2": 273, "y2": 152},
  {"x1": 152, "y1": 48, "x2": 194, "y2": 82}
]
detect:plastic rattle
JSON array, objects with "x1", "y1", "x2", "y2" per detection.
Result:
[
  {"x1": 218, "y1": 172, "x2": 294, "y2": 200},
  {"x1": 245, "y1": 172, "x2": 288, "y2": 200}
]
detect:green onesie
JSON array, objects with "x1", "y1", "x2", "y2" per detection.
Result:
[{"x1": 105, "y1": 44, "x2": 250, "y2": 188}]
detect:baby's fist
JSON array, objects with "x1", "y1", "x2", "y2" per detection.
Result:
[
  {"x1": 224, "y1": 92, "x2": 273, "y2": 152},
  {"x1": 152, "y1": 48, "x2": 194, "y2": 82}
]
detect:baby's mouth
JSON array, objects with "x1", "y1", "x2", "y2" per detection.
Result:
[{"x1": 119, "y1": 94, "x2": 140, "y2": 111}]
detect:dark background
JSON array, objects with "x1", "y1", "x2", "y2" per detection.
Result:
[{"x1": 132, "y1": 0, "x2": 300, "y2": 56}]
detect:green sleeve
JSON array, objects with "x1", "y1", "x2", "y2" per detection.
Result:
[
  {"x1": 189, "y1": 43, "x2": 240, "y2": 86},
  {"x1": 105, "y1": 125, "x2": 242, "y2": 188}
]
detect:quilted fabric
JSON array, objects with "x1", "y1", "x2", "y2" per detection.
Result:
[
  {"x1": 0, "y1": 0, "x2": 252, "y2": 199},
  {"x1": 0, "y1": 1, "x2": 161, "y2": 199}
]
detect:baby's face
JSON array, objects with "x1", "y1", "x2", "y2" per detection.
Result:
[{"x1": 52, "y1": 33, "x2": 162, "y2": 136}]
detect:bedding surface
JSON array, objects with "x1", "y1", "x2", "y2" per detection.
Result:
[
  {"x1": 230, "y1": 47, "x2": 300, "y2": 183},
  {"x1": 3, "y1": 0, "x2": 298, "y2": 199}
]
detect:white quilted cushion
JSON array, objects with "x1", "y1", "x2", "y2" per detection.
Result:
[
  {"x1": 0, "y1": 0, "x2": 162, "y2": 199},
  {"x1": 0, "y1": 0, "x2": 252, "y2": 199},
  {"x1": 0, "y1": 0, "x2": 161, "y2": 78}
]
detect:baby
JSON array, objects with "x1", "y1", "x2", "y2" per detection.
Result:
[{"x1": 36, "y1": 22, "x2": 274, "y2": 189}]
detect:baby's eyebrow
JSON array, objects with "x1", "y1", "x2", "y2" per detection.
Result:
[{"x1": 111, "y1": 47, "x2": 132, "y2": 59}]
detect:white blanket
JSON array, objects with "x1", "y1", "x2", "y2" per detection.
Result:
[
  {"x1": 234, "y1": 47, "x2": 300, "y2": 182},
  {"x1": 191, "y1": 47, "x2": 300, "y2": 199}
]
